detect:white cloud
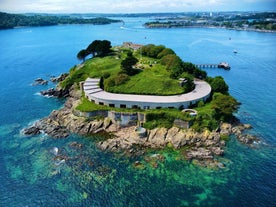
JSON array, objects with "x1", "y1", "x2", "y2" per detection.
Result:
[{"x1": 0, "y1": 0, "x2": 275, "y2": 13}]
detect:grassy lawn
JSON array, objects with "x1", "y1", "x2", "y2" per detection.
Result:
[
  {"x1": 104, "y1": 54, "x2": 187, "y2": 95},
  {"x1": 106, "y1": 57, "x2": 185, "y2": 95},
  {"x1": 60, "y1": 55, "x2": 121, "y2": 89}
]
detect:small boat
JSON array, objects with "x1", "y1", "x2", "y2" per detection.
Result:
[
  {"x1": 218, "y1": 62, "x2": 231, "y2": 70},
  {"x1": 233, "y1": 50, "x2": 238, "y2": 54}
]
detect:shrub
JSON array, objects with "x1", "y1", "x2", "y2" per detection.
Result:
[{"x1": 114, "y1": 73, "x2": 129, "y2": 85}]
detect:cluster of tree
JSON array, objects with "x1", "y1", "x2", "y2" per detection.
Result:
[
  {"x1": 140, "y1": 44, "x2": 206, "y2": 79},
  {"x1": 206, "y1": 76, "x2": 229, "y2": 94},
  {"x1": 77, "y1": 40, "x2": 112, "y2": 61},
  {"x1": 211, "y1": 92, "x2": 240, "y2": 121},
  {"x1": 140, "y1": 44, "x2": 175, "y2": 58},
  {"x1": 102, "y1": 52, "x2": 139, "y2": 90},
  {"x1": 0, "y1": 12, "x2": 121, "y2": 30},
  {"x1": 120, "y1": 52, "x2": 139, "y2": 75}
]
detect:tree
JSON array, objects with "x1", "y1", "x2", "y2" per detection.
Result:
[
  {"x1": 121, "y1": 52, "x2": 138, "y2": 75},
  {"x1": 86, "y1": 40, "x2": 112, "y2": 57},
  {"x1": 77, "y1": 49, "x2": 88, "y2": 62},
  {"x1": 86, "y1": 40, "x2": 101, "y2": 57},
  {"x1": 157, "y1": 48, "x2": 175, "y2": 59},
  {"x1": 211, "y1": 93, "x2": 240, "y2": 121},
  {"x1": 100, "y1": 40, "x2": 112, "y2": 55},
  {"x1": 207, "y1": 76, "x2": 229, "y2": 94}
]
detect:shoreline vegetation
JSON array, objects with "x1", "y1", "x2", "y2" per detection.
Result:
[
  {"x1": 144, "y1": 11, "x2": 276, "y2": 33},
  {"x1": 24, "y1": 41, "x2": 260, "y2": 168},
  {"x1": 0, "y1": 12, "x2": 122, "y2": 29}
]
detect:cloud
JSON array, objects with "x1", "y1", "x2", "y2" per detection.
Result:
[{"x1": 0, "y1": 0, "x2": 275, "y2": 13}]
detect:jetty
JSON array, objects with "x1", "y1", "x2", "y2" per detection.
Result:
[{"x1": 196, "y1": 62, "x2": 230, "y2": 70}]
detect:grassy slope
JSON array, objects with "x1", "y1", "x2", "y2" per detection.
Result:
[
  {"x1": 61, "y1": 50, "x2": 184, "y2": 95},
  {"x1": 107, "y1": 63, "x2": 184, "y2": 95}
]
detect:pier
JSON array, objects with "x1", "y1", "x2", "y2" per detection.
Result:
[{"x1": 196, "y1": 62, "x2": 230, "y2": 70}]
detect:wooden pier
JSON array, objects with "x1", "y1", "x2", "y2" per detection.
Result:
[{"x1": 196, "y1": 62, "x2": 230, "y2": 70}]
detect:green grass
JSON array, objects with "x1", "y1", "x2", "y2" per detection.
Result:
[
  {"x1": 106, "y1": 60, "x2": 185, "y2": 95},
  {"x1": 76, "y1": 97, "x2": 140, "y2": 113},
  {"x1": 62, "y1": 51, "x2": 187, "y2": 95},
  {"x1": 60, "y1": 55, "x2": 121, "y2": 89}
]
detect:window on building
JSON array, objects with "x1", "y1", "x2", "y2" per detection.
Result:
[
  {"x1": 132, "y1": 105, "x2": 139, "y2": 109},
  {"x1": 120, "y1": 104, "x2": 127, "y2": 108}
]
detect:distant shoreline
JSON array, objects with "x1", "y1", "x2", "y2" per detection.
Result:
[{"x1": 144, "y1": 25, "x2": 276, "y2": 33}]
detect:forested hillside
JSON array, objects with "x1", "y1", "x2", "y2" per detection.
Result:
[{"x1": 0, "y1": 12, "x2": 121, "y2": 29}]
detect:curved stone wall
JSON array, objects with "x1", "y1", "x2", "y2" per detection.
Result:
[{"x1": 83, "y1": 78, "x2": 211, "y2": 110}]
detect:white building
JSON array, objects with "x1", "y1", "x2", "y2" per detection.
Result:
[{"x1": 82, "y1": 78, "x2": 211, "y2": 110}]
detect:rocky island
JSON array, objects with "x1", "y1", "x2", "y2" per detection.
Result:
[{"x1": 24, "y1": 40, "x2": 259, "y2": 168}]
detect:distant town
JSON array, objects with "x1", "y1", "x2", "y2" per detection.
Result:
[{"x1": 143, "y1": 11, "x2": 276, "y2": 32}]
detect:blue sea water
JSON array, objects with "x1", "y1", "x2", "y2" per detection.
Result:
[{"x1": 0, "y1": 18, "x2": 275, "y2": 206}]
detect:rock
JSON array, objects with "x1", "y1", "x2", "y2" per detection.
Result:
[
  {"x1": 169, "y1": 129, "x2": 187, "y2": 149},
  {"x1": 103, "y1": 118, "x2": 112, "y2": 129},
  {"x1": 32, "y1": 78, "x2": 48, "y2": 86},
  {"x1": 50, "y1": 73, "x2": 68, "y2": 82},
  {"x1": 31, "y1": 118, "x2": 69, "y2": 138},
  {"x1": 23, "y1": 126, "x2": 41, "y2": 136},
  {"x1": 185, "y1": 147, "x2": 213, "y2": 160},
  {"x1": 147, "y1": 128, "x2": 167, "y2": 148},
  {"x1": 40, "y1": 87, "x2": 69, "y2": 98},
  {"x1": 236, "y1": 134, "x2": 259, "y2": 145},
  {"x1": 220, "y1": 123, "x2": 232, "y2": 136},
  {"x1": 70, "y1": 142, "x2": 83, "y2": 149},
  {"x1": 209, "y1": 146, "x2": 224, "y2": 155}
]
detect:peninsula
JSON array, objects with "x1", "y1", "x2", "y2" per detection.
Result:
[
  {"x1": 24, "y1": 40, "x2": 259, "y2": 168},
  {"x1": 0, "y1": 12, "x2": 121, "y2": 29}
]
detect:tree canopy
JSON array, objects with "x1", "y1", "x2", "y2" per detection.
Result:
[
  {"x1": 86, "y1": 40, "x2": 112, "y2": 57},
  {"x1": 77, "y1": 49, "x2": 89, "y2": 62},
  {"x1": 121, "y1": 52, "x2": 138, "y2": 75},
  {"x1": 211, "y1": 93, "x2": 240, "y2": 121},
  {"x1": 207, "y1": 76, "x2": 229, "y2": 94}
]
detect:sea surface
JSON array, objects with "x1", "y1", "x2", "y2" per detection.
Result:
[{"x1": 0, "y1": 17, "x2": 275, "y2": 207}]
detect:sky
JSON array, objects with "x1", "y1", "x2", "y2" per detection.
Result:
[{"x1": 0, "y1": 0, "x2": 275, "y2": 13}]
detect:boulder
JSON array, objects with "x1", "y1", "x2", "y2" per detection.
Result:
[
  {"x1": 147, "y1": 128, "x2": 167, "y2": 148},
  {"x1": 185, "y1": 147, "x2": 213, "y2": 160},
  {"x1": 169, "y1": 129, "x2": 187, "y2": 149},
  {"x1": 50, "y1": 73, "x2": 68, "y2": 82},
  {"x1": 23, "y1": 126, "x2": 41, "y2": 136},
  {"x1": 40, "y1": 88, "x2": 69, "y2": 98},
  {"x1": 32, "y1": 78, "x2": 48, "y2": 86}
]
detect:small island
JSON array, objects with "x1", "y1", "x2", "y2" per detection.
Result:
[{"x1": 25, "y1": 40, "x2": 259, "y2": 168}]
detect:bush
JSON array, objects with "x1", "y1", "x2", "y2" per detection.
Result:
[
  {"x1": 102, "y1": 72, "x2": 111, "y2": 79},
  {"x1": 104, "y1": 77, "x2": 116, "y2": 89},
  {"x1": 207, "y1": 76, "x2": 229, "y2": 94},
  {"x1": 114, "y1": 73, "x2": 129, "y2": 85}
]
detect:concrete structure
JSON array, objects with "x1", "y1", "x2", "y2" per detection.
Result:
[
  {"x1": 83, "y1": 78, "x2": 211, "y2": 110},
  {"x1": 195, "y1": 62, "x2": 231, "y2": 70}
]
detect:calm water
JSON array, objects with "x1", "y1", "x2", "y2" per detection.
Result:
[{"x1": 0, "y1": 18, "x2": 275, "y2": 207}]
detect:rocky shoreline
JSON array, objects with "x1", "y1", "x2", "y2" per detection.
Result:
[{"x1": 24, "y1": 83, "x2": 260, "y2": 168}]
